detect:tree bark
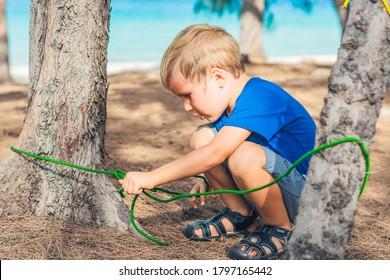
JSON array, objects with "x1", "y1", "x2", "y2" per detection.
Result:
[
  {"x1": 240, "y1": 0, "x2": 265, "y2": 63},
  {"x1": 0, "y1": 0, "x2": 132, "y2": 232},
  {"x1": 0, "y1": 0, "x2": 12, "y2": 83},
  {"x1": 288, "y1": 0, "x2": 389, "y2": 259}
]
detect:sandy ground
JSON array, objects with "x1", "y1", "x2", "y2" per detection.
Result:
[{"x1": 0, "y1": 61, "x2": 389, "y2": 260}]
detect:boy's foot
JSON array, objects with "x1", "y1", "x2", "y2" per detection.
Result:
[
  {"x1": 183, "y1": 207, "x2": 258, "y2": 241},
  {"x1": 228, "y1": 224, "x2": 292, "y2": 260}
]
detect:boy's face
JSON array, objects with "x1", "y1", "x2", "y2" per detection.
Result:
[{"x1": 168, "y1": 70, "x2": 231, "y2": 122}]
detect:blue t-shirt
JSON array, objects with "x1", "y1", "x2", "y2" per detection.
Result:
[{"x1": 214, "y1": 77, "x2": 316, "y2": 175}]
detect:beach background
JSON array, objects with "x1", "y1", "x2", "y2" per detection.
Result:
[
  {"x1": 1, "y1": 0, "x2": 389, "y2": 261},
  {"x1": 6, "y1": 0, "x2": 341, "y2": 82}
]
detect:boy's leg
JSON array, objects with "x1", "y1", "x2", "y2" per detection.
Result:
[
  {"x1": 189, "y1": 126, "x2": 257, "y2": 238},
  {"x1": 228, "y1": 141, "x2": 292, "y2": 230},
  {"x1": 228, "y1": 141, "x2": 295, "y2": 256}
]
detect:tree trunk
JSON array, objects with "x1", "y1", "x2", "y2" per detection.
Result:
[
  {"x1": 288, "y1": 0, "x2": 389, "y2": 259},
  {"x1": 240, "y1": 0, "x2": 265, "y2": 63},
  {"x1": 0, "y1": 0, "x2": 12, "y2": 83},
  {"x1": 0, "y1": 0, "x2": 132, "y2": 232},
  {"x1": 333, "y1": 0, "x2": 349, "y2": 33}
]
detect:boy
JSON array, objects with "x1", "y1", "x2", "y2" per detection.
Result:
[{"x1": 119, "y1": 24, "x2": 316, "y2": 260}]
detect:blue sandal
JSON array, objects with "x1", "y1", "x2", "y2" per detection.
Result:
[
  {"x1": 183, "y1": 208, "x2": 258, "y2": 241},
  {"x1": 228, "y1": 224, "x2": 292, "y2": 260}
]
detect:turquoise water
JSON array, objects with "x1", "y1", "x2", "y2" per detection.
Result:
[{"x1": 6, "y1": 0, "x2": 342, "y2": 66}]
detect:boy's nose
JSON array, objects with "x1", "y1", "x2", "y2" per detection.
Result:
[{"x1": 183, "y1": 101, "x2": 192, "y2": 112}]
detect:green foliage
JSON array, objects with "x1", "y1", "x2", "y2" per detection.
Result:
[
  {"x1": 194, "y1": 0, "x2": 241, "y2": 16},
  {"x1": 194, "y1": 0, "x2": 315, "y2": 30},
  {"x1": 291, "y1": 0, "x2": 313, "y2": 12}
]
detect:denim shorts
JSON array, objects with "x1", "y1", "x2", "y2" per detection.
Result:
[{"x1": 200, "y1": 123, "x2": 305, "y2": 223}]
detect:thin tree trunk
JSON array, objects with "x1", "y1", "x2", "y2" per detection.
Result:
[
  {"x1": 0, "y1": 0, "x2": 132, "y2": 233},
  {"x1": 240, "y1": 0, "x2": 265, "y2": 63},
  {"x1": 333, "y1": 0, "x2": 349, "y2": 33},
  {"x1": 288, "y1": 0, "x2": 389, "y2": 259},
  {"x1": 0, "y1": 0, "x2": 12, "y2": 83}
]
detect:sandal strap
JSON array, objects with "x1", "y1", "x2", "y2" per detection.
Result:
[
  {"x1": 261, "y1": 224, "x2": 292, "y2": 240},
  {"x1": 219, "y1": 208, "x2": 258, "y2": 232},
  {"x1": 196, "y1": 220, "x2": 212, "y2": 237},
  {"x1": 234, "y1": 237, "x2": 269, "y2": 256},
  {"x1": 202, "y1": 215, "x2": 226, "y2": 236}
]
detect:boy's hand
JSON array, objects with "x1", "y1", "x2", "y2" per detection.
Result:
[
  {"x1": 119, "y1": 172, "x2": 155, "y2": 195},
  {"x1": 188, "y1": 178, "x2": 218, "y2": 208}
]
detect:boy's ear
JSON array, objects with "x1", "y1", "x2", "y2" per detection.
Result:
[{"x1": 210, "y1": 68, "x2": 225, "y2": 88}]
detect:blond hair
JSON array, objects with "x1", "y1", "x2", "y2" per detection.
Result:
[{"x1": 160, "y1": 24, "x2": 245, "y2": 89}]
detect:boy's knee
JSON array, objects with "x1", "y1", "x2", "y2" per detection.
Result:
[
  {"x1": 190, "y1": 126, "x2": 215, "y2": 150},
  {"x1": 228, "y1": 142, "x2": 266, "y2": 178}
]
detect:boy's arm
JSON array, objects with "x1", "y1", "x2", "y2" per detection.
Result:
[
  {"x1": 119, "y1": 126, "x2": 251, "y2": 194},
  {"x1": 152, "y1": 125, "x2": 251, "y2": 183}
]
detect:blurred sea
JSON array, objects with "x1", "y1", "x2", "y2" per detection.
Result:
[{"x1": 5, "y1": 0, "x2": 342, "y2": 82}]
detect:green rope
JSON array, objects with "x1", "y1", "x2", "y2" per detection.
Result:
[{"x1": 10, "y1": 137, "x2": 370, "y2": 247}]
